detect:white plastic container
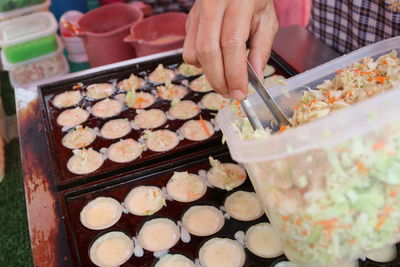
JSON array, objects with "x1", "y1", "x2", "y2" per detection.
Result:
[
  {"x1": 217, "y1": 36, "x2": 400, "y2": 266},
  {"x1": 0, "y1": 0, "x2": 51, "y2": 21},
  {"x1": 59, "y1": 10, "x2": 88, "y2": 63},
  {"x1": 0, "y1": 11, "x2": 57, "y2": 48}
]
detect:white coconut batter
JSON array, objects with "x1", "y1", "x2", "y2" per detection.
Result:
[
  {"x1": 263, "y1": 64, "x2": 276, "y2": 77},
  {"x1": 124, "y1": 186, "x2": 165, "y2": 216},
  {"x1": 149, "y1": 64, "x2": 176, "y2": 84},
  {"x1": 52, "y1": 90, "x2": 82, "y2": 108},
  {"x1": 155, "y1": 254, "x2": 195, "y2": 267},
  {"x1": 365, "y1": 244, "x2": 397, "y2": 262},
  {"x1": 177, "y1": 63, "x2": 202, "y2": 77},
  {"x1": 125, "y1": 91, "x2": 155, "y2": 109},
  {"x1": 91, "y1": 98, "x2": 123, "y2": 118},
  {"x1": 117, "y1": 74, "x2": 144, "y2": 91},
  {"x1": 182, "y1": 205, "x2": 224, "y2": 237},
  {"x1": 224, "y1": 191, "x2": 263, "y2": 221},
  {"x1": 201, "y1": 92, "x2": 230, "y2": 110},
  {"x1": 100, "y1": 119, "x2": 131, "y2": 139},
  {"x1": 157, "y1": 82, "x2": 188, "y2": 101},
  {"x1": 145, "y1": 130, "x2": 179, "y2": 152},
  {"x1": 207, "y1": 158, "x2": 247, "y2": 191},
  {"x1": 245, "y1": 222, "x2": 283, "y2": 258},
  {"x1": 166, "y1": 171, "x2": 206, "y2": 202},
  {"x1": 199, "y1": 238, "x2": 245, "y2": 267},
  {"x1": 181, "y1": 119, "x2": 214, "y2": 141},
  {"x1": 80, "y1": 197, "x2": 122, "y2": 230},
  {"x1": 67, "y1": 148, "x2": 104, "y2": 175},
  {"x1": 107, "y1": 139, "x2": 143, "y2": 163},
  {"x1": 134, "y1": 109, "x2": 167, "y2": 129},
  {"x1": 62, "y1": 126, "x2": 96, "y2": 149},
  {"x1": 264, "y1": 75, "x2": 286, "y2": 88},
  {"x1": 168, "y1": 100, "x2": 200, "y2": 120},
  {"x1": 86, "y1": 83, "x2": 115, "y2": 100},
  {"x1": 137, "y1": 218, "x2": 180, "y2": 252},
  {"x1": 189, "y1": 75, "x2": 214, "y2": 93},
  {"x1": 57, "y1": 107, "x2": 89, "y2": 128},
  {"x1": 89, "y1": 231, "x2": 134, "y2": 267}
]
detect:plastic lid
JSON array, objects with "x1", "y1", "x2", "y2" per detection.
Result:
[
  {"x1": 0, "y1": 0, "x2": 51, "y2": 21},
  {"x1": 0, "y1": 11, "x2": 57, "y2": 48},
  {"x1": 1, "y1": 35, "x2": 63, "y2": 70}
]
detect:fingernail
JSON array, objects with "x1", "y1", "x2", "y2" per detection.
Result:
[
  {"x1": 231, "y1": 90, "x2": 246, "y2": 101},
  {"x1": 221, "y1": 93, "x2": 230, "y2": 98}
]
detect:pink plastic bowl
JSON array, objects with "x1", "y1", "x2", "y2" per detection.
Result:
[
  {"x1": 78, "y1": 3, "x2": 144, "y2": 67},
  {"x1": 124, "y1": 12, "x2": 188, "y2": 57}
]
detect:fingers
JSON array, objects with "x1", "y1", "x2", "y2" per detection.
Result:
[
  {"x1": 248, "y1": 3, "x2": 278, "y2": 78},
  {"x1": 195, "y1": 0, "x2": 230, "y2": 97},
  {"x1": 220, "y1": 1, "x2": 254, "y2": 101},
  {"x1": 183, "y1": 7, "x2": 200, "y2": 67}
]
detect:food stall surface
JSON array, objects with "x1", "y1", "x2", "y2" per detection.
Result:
[{"x1": 13, "y1": 27, "x2": 400, "y2": 267}]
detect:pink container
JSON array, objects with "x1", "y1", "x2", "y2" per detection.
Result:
[
  {"x1": 77, "y1": 3, "x2": 144, "y2": 67},
  {"x1": 124, "y1": 12, "x2": 187, "y2": 57},
  {"x1": 99, "y1": 0, "x2": 125, "y2": 5}
]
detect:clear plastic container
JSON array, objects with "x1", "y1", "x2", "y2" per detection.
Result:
[
  {"x1": 4, "y1": 34, "x2": 58, "y2": 63},
  {"x1": 6, "y1": 48, "x2": 69, "y2": 88},
  {"x1": 0, "y1": 0, "x2": 50, "y2": 21},
  {"x1": 217, "y1": 36, "x2": 400, "y2": 266},
  {"x1": 8, "y1": 53, "x2": 69, "y2": 88},
  {"x1": 1, "y1": 35, "x2": 63, "y2": 70},
  {"x1": 0, "y1": 11, "x2": 57, "y2": 48}
]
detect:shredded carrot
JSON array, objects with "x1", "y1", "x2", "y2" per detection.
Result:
[
  {"x1": 376, "y1": 76, "x2": 386, "y2": 84},
  {"x1": 314, "y1": 218, "x2": 339, "y2": 227},
  {"x1": 282, "y1": 215, "x2": 290, "y2": 222},
  {"x1": 356, "y1": 160, "x2": 368, "y2": 174},
  {"x1": 384, "y1": 206, "x2": 394, "y2": 213},
  {"x1": 301, "y1": 229, "x2": 308, "y2": 236},
  {"x1": 348, "y1": 238, "x2": 357, "y2": 245},
  {"x1": 153, "y1": 190, "x2": 158, "y2": 198},
  {"x1": 375, "y1": 214, "x2": 389, "y2": 230},
  {"x1": 375, "y1": 207, "x2": 394, "y2": 230},
  {"x1": 279, "y1": 125, "x2": 287, "y2": 133},
  {"x1": 372, "y1": 141, "x2": 386, "y2": 151},
  {"x1": 199, "y1": 115, "x2": 211, "y2": 137},
  {"x1": 72, "y1": 83, "x2": 83, "y2": 90},
  {"x1": 293, "y1": 105, "x2": 299, "y2": 110},
  {"x1": 337, "y1": 70, "x2": 344, "y2": 75},
  {"x1": 390, "y1": 189, "x2": 398, "y2": 198},
  {"x1": 295, "y1": 217, "x2": 301, "y2": 226},
  {"x1": 314, "y1": 218, "x2": 340, "y2": 239},
  {"x1": 368, "y1": 77, "x2": 374, "y2": 82}
]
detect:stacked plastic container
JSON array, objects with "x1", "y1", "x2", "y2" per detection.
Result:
[
  {"x1": 0, "y1": 0, "x2": 51, "y2": 21},
  {"x1": 0, "y1": 11, "x2": 69, "y2": 87}
]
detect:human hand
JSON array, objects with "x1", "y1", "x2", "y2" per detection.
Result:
[{"x1": 183, "y1": 0, "x2": 278, "y2": 101}]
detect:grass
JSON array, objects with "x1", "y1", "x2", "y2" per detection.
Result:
[{"x1": 0, "y1": 72, "x2": 33, "y2": 266}]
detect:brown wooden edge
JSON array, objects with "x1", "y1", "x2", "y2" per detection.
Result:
[{"x1": 19, "y1": 98, "x2": 72, "y2": 267}]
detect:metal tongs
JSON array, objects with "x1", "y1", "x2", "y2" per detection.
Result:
[{"x1": 240, "y1": 60, "x2": 292, "y2": 130}]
